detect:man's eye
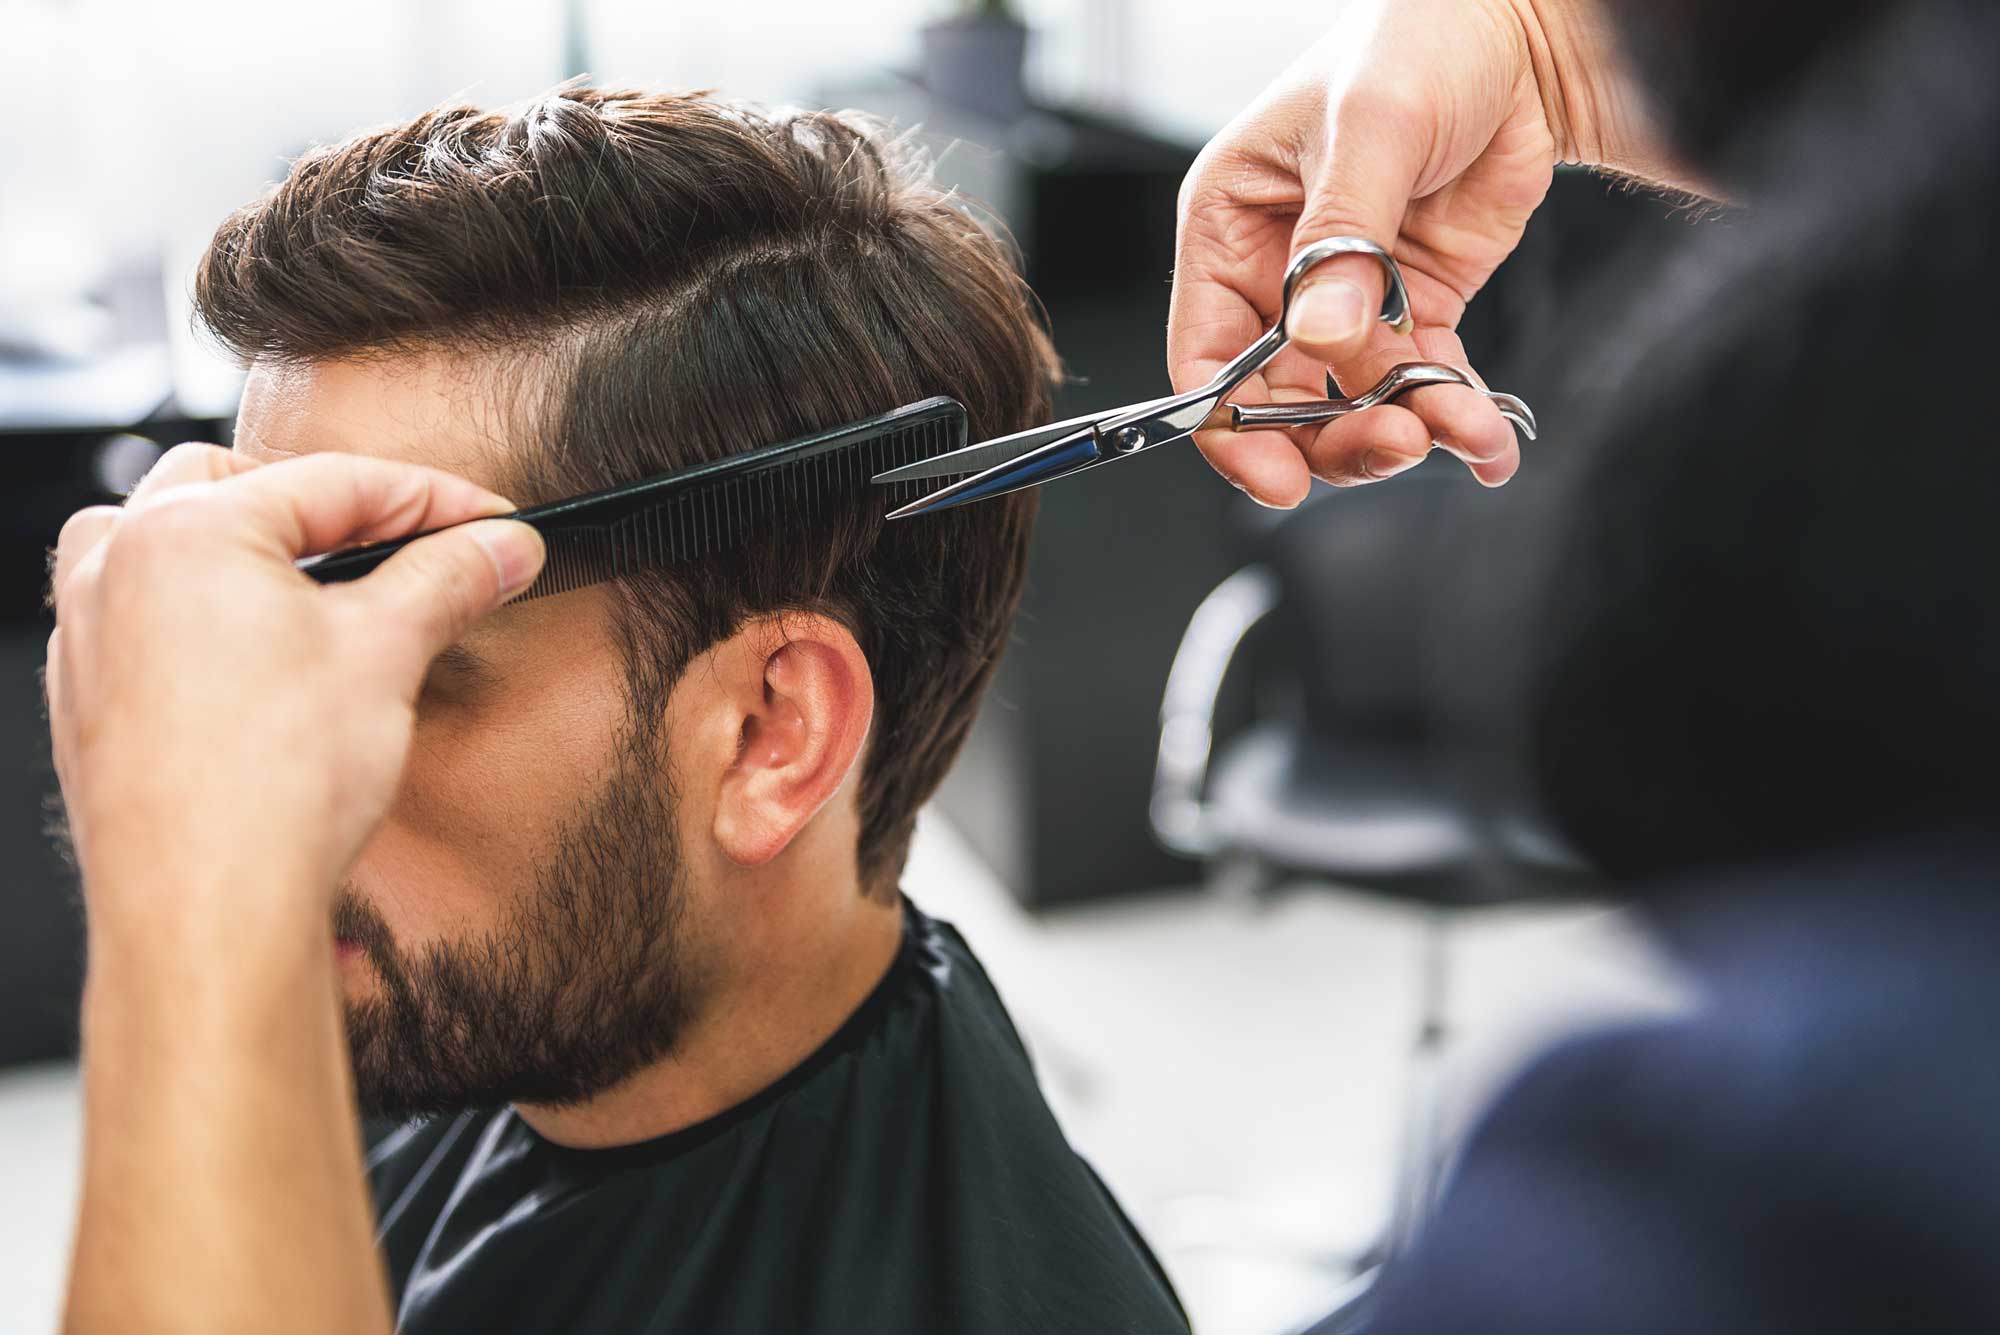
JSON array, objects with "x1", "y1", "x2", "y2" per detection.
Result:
[
  {"x1": 423, "y1": 648, "x2": 495, "y2": 701},
  {"x1": 420, "y1": 665, "x2": 480, "y2": 702}
]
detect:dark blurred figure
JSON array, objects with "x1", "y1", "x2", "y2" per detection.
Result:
[{"x1": 1370, "y1": 0, "x2": 2000, "y2": 1330}]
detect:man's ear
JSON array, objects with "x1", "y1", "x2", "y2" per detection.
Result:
[{"x1": 709, "y1": 613, "x2": 874, "y2": 868}]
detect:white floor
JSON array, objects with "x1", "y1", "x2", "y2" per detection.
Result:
[
  {"x1": 0, "y1": 1060, "x2": 78, "y2": 1334},
  {"x1": 0, "y1": 812, "x2": 1686, "y2": 1335}
]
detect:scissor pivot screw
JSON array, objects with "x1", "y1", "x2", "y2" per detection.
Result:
[{"x1": 1113, "y1": 427, "x2": 1147, "y2": 454}]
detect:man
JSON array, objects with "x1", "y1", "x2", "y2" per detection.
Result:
[{"x1": 48, "y1": 87, "x2": 1185, "y2": 1334}]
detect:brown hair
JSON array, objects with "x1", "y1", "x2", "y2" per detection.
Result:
[{"x1": 194, "y1": 86, "x2": 1059, "y2": 892}]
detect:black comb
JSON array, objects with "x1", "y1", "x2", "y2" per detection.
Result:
[{"x1": 299, "y1": 396, "x2": 968, "y2": 601}]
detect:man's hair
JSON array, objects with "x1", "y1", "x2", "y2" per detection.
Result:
[{"x1": 194, "y1": 86, "x2": 1059, "y2": 892}]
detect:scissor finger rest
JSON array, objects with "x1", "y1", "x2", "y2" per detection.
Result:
[{"x1": 1208, "y1": 362, "x2": 1538, "y2": 441}]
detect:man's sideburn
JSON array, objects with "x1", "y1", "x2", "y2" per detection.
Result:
[{"x1": 336, "y1": 704, "x2": 697, "y2": 1119}]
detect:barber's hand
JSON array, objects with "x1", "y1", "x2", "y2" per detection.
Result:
[
  {"x1": 45, "y1": 445, "x2": 544, "y2": 923},
  {"x1": 1169, "y1": 0, "x2": 1652, "y2": 503}
]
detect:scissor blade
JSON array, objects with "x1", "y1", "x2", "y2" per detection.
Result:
[
  {"x1": 870, "y1": 417, "x2": 1088, "y2": 484},
  {"x1": 885, "y1": 425, "x2": 1104, "y2": 520},
  {"x1": 873, "y1": 395, "x2": 1181, "y2": 484}
]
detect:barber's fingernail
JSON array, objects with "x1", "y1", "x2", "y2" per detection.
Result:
[
  {"x1": 1288, "y1": 280, "x2": 1368, "y2": 347},
  {"x1": 1460, "y1": 432, "x2": 1512, "y2": 464},
  {"x1": 1362, "y1": 448, "x2": 1426, "y2": 481},
  {"x1": 468, "y1": 519, "x2": 545, "y2": 596}
]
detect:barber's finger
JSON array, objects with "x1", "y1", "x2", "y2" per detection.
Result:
[
  {"x1": 1171, "y1": 218, "x2": 1315, "y2": 507},
  {"x1": 1193, "y1": 427, "x2": 1315, "y2": 509},
  {"x1": 1318, "y1": 325, "x2": 1519, "y2": 485},
  {"x1": 342, "y1": 520, "x2": 544, "y2": 683},
  {"x1": 227, "y1": 452, "x2": 519, "y2": 559},
  {"x1": 1301, "y1": 405, "x2": 1434, "y2": 486},
  {"x1": 1380, "y1": 381, "x2": 1517, "y2": 487},
  {"x1": 1168, "y1": 178, "x2": 1292, "y2": 392},
  {"x1": 1187, "y1": 371, "x2": 1315, "y2": 509},
  {"x1": 1282, "y1": 91, "x2": 1429, "y2": 363},
  {"x1": 1404, "y1": 324, "x2": 1517, "y2": 478},
  {"x1": 124, "y1": 441, "x2": 258, "y2": 503},
  {"x1": 48, "y1": 507, "x2": 122, "y2": 611}
]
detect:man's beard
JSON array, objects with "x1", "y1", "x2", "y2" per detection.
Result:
[{"x1": 334, "y1": 725, "x2": 695, "y2": 1121}]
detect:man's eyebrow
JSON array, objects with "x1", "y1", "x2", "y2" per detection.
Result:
[{"x1": 431, "y1": 643, "x2": 497, "y2": 680}]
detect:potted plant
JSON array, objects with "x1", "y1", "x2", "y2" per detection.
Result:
[{"x1": 919, "y1": 0, "x2": 1031, "y2": 124}]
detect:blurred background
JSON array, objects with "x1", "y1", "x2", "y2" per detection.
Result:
[{"x1": 0, "y1": 1, "x2": 1693, "y2": 1330}]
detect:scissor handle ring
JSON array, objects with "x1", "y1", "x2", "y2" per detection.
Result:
[
  {"x1": 1282, "y1": 236, "x2": 1415, "y2": 337},
  {"x1": 1202, "y1": 236, "x2": 1418, "y2": 406}
]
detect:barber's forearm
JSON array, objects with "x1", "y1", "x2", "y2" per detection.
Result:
[
  {"x1": 65, "y1": 885, "x2": 391, "y2": 1335},
  {"x1": 1509, "y1": 0, "x2": 1700, "y2": 192}
]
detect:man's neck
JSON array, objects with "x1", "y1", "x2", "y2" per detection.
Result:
[{"x1": 513, "y1": 861, "x2": 905, "y2": 1150}]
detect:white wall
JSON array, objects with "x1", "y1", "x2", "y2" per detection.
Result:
[
  {"x1": 1024, "y1": 0, "x2": 1350, "y2": 144},
  {"x1": 2, "y1": 0, "x2": 570, "y2": 279},
  {"x1": 1, "y1": 0, "x2": 1351, "y2": 406},
  {"x1": 3, "y1": 0, "x2": 1355, "y2": 224},
  {"x1": 578, "y1": 0, "x2": 1349, "y2": 144}
]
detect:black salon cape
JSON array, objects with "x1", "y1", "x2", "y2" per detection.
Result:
[{"x1": 365, "y1": 901, "x2": 1187, "y2": 1334}]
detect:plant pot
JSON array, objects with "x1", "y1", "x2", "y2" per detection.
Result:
[{"x1": 919, "y1": 16, "x2": 1030, "y2": 124}]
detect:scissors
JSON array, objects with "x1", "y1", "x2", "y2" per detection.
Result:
[{"x1": 875, "y1": 236, "x2": 1536, "y2": 520}]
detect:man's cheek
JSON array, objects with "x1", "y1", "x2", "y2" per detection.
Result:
[
  {"x1": 380, "y1": 730, "x2": 548, "y2": 903},
  {"x1": 401, "y1": 711, "x2": 572, "y2": 878},
  {"x1": 347, "y1": 813, "x2": 507, "y2": 950}
]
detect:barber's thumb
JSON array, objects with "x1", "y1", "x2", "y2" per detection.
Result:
[
  {"x1": 1285, "y1": 255, "x2": 1386, "y2": 362},
  {"x1": 463, "y1": 519, "x2": 545, "y2": 602},
  {"x1": 360, "y1": 518, "x2": 545, "y2": 660}
]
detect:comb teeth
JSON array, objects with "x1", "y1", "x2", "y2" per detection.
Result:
[
  {"x1": 295, "y1": 397, "x2": 969, "y2": 596},
  {"x1": 515, "y1": 408, "x2": 962, "y2": 602}
]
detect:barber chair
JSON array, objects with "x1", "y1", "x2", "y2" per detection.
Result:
[{"x1": 1150, "y1": 462, "x2": 1592, "y2": 1330}]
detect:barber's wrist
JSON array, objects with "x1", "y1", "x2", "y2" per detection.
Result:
[
  {"x1": 81, "y1": 917, "x2": 334, "y2": 1076},
  {"x1": 81, "y1": 859, "x2": 332, "y2": 973},
  {"x1": 1506, "y1": 0, "x2": 1683, "y2": 185}
]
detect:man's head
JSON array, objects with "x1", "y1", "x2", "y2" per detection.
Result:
[{"x1": 193, "y1": 87, "x2": 1056, "y2": 1116}]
